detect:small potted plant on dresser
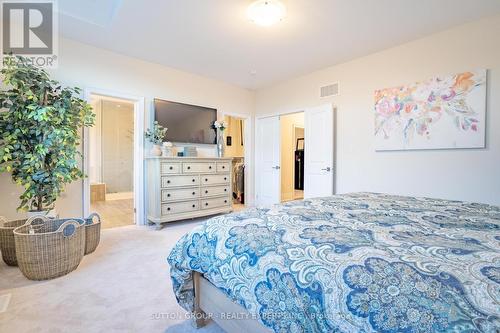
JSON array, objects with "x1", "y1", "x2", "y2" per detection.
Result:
[
  {"x1": 0, "y1": 56, "x2": 95, "y2": 217},
  {"x1": 145, "y1": 121, "x2": 168, "y2": 156}
]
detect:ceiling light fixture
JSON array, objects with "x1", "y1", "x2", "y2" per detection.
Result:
[{"x1": 247, "y1": 0, "x2": 286, "y2": 27}]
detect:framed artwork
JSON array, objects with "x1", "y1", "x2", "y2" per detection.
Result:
[{"x1": 374, "y1": 70, "x2": 487, "y2": 151}]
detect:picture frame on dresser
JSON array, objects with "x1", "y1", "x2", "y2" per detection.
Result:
[{"x1": 145, "y1": 157, "x2": 233, "y2": 229}]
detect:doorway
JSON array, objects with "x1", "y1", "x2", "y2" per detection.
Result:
[
  {"x1": 83, "y1": 89, "x2": 145, "y2": 228},
  {"x1": 223, "y1": 115, "x2": 246, "y2": 212},
  {"x1": 280, "y1": 112, "x2": 304, "y2": 202},
  {"x1": 255, "y1": 104, "x2": 335, "y2": 206},
  {"x1": 88, "y1": 96, "x2": 134, "y2": 228}
]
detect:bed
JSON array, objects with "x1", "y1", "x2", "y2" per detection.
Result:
[{"x1": 167, "y1": 192, "x2": 500, "y2": 333}]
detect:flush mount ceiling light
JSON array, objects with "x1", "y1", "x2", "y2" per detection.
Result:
[{"x1": 247, "y1": 0, "x2": 286, "y2": 27}]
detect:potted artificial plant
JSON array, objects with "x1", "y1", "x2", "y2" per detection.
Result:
[
  {"x1": 145, "y1": 121, "x2": 168, "y2": 156},
  {"x1": 0, "y1": 56, "x2": 95, "y2": 216}
]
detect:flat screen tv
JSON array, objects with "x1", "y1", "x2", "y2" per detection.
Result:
[{"x1": 154, "y1": 99, "x2": 217, "y2": 144}]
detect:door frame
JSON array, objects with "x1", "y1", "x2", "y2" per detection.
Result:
[
  {"x1": 221, "y1": 111, "x2": 253, "y2": 207},
  {"x1": 82, "y1": 87, "x2": 145, "y2": 225}
]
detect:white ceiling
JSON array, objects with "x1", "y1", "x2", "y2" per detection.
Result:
[{"x1": 59, "y1": 0, "x2": 500, "y2": 90}]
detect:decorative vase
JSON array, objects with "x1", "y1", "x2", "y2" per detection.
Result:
[
  {"x1": 217, "y1": 130, "x2": 225, "y2": 158},
  {"x1": 151, "y1": 144, "x2": 162, "y2": 157}
]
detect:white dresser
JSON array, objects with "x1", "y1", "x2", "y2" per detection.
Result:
[{"x1": 146, "y1": 157, "x2": 233, "y2": 228}]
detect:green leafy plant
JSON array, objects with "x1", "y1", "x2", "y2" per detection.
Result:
[
  {"x1": 0, "y1": 56, "x2": 95, "y2": 212},
  {"x1": 145, "y1": 121, "x2": 167, "y2": 145}
]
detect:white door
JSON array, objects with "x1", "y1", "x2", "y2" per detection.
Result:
[
  {"x1": 304, "y1": 104, "x2": 334, "y2": 198},
  {"x1": 256, "y1": 116, "x2": 281, "y2": 206}
]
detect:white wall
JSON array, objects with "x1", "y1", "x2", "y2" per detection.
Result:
[
  {"x1": 0, "y1": 38, "x2": 255, "y2": 220},
  {"x1": 256, "y1": 15, "x2": 500, "y2": 205}
]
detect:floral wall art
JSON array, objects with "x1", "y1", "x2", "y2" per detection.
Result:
[{"x1": 374, "y1": 70, "x2": 486, "y2": 151}]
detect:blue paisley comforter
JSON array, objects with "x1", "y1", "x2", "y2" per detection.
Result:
[{"x1": 167, "y1": 192, "x2": 500, "y2": 333}]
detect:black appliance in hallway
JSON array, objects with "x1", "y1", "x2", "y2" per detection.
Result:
[{"x1": 294, "y1": 138, "x2": 304, "y2": 190}]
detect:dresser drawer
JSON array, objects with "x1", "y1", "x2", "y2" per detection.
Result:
[
  {"x1": 161, "y1": 200, "x2": 199, "y2": 215},
  {"x1": 201, "y1": 174, "x2": 230, "y2": 185},
  {"x1": 161, "y1": 175, "x2": 200, "y2": 188},
  {"x1": 182, "y1": 162, "x2": 216, "y2": 173},
  {"x1": 201, "y1": 185, "x2": 230, "y2": 197},
  {"x1": 161, "y1": 162, "x2": 181, "y2": 174},
  {"x1": 162, "y1": 188, "x2": 199, "y2": 202},
  {"x1": 216, "y1": 162, "x2": 230, "y2": 172},
  {"x1": 201, "y1": 196, "x2": 230, "y2": 210}
]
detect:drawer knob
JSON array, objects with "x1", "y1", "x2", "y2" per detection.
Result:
[
  {"x1": 205, "y1": 178, "x2": 208, "y2": 182},
  {"x1": 205, "y1": 190, "x2": 208, "y2": 194},
  {"x1": 222, "y1": 166, "x2": 225, "y2": 169},
  {"x1": 169, "y1": 166, "x2": 173, "y2": 170},
  {"x1": 205, "y1": 203, "x2": 209, "y2": 206},
  {"x1": 192, "y1": 204, "x2": 196, "y2": 208},
  {"x1": 192, "y1": 179, "x2": 196, "y2": 182},
  {"x1": 187, "y1": 166, "x2": 191, "y2": 170},
  {"x1": 224, "y1": 188, "x2": 227, "y2": 192},
  {"x1": 167, "y1": 180, "x2": 171, "y2": 184},
  {"x1": 209, "y1": 166, "x2": 212, "y2": 169},
  {"x1": 167, "y1": 193, "x2": 171, "y2": 197},
  {"x1": 192, "y1": 192, "x2": 196, "y2": 195},
  {"x1": 224, "y1": 200, "x2": 227, "y2": 203},
  {"x1": 167, "y1": 207, "x2": 171, "y2": 211},
  {"x1": 224, "y1": 177, "x2": 227, "y2": 181}
]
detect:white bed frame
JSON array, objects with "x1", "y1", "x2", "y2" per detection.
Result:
[{"x1": 193, "y1": 272, "x2": 272, "y2": 333}]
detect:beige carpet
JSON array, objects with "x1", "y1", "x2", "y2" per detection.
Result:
[{"x1": 0, "y1": 220, "x2": 225, "y2": 333}]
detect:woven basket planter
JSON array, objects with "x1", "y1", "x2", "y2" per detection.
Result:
[
  {"x1": 84, "y1": 213, "x2": 101, "y2": 255},
  {"x1": 0, "y1": 216, "x2": 47, "y2": 266},
  {"x1": 14, "y1": 218, "x2": 86, "y2": 280}
]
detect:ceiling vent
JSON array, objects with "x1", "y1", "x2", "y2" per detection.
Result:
[{"x1": 320, "y1": 83, "x2": 339, "y2": 98}]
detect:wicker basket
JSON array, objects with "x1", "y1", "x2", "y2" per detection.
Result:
[
  {"x1": 84, "y1": 213, "x2": 101, "y2": 255},
  {"x1": 0, "y1": 216, "x2": 46, "y2": 266},
  {"x1": 14, "y1": 218, "x2": 86, "y2": 280}
]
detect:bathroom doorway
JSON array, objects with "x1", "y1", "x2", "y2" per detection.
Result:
[{"x1": 88, "y1": 96, "x2": 135, "y2": 228}]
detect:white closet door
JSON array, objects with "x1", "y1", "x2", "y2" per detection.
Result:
[
  {"x1": 256, "y1": 116, "x2": 281, "y2": 206},
  {"x1": 304, "y1": 104, "x2": 334, "y2": 199}
]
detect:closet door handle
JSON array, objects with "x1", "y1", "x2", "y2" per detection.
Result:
[
  {"x1": 272, "y1": 166, "x2": 280, "y2": 170},
  {"x1": 321, "y1": 167, "x2": 331, "y2": 172}
]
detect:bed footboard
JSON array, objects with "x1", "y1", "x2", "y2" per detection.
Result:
[{"x1": 192, "y1": 271, "x2": 272, "y2": 333}]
